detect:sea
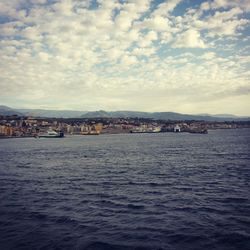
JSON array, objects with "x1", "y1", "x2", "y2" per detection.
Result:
[{"x1": 0, "y1": 129, "x2": 250, "y2": 250}]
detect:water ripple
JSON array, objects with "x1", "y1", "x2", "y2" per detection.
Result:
[{"x1": 0, "y1": 129, "x2": 250, "y2": 249}]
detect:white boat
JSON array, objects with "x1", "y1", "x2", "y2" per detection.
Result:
[
  {"x1": 130, "y1": 127, "x2": 161, "y2": 133},
  {"x1": 38, "y1": 130, "x2": 64, "y2": 138}
]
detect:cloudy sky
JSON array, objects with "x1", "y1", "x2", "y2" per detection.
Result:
[{"x1": 0, "y1": 0, "x2": 249, "y2": 115}]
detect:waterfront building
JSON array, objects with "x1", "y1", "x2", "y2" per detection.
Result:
[{"x1": 174, "y1": 125, "x2": 181, "y2": 132}]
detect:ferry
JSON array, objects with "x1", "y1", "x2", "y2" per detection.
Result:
[
  {"x1": 37, "y1": 130, "x2": 64, "y2": 138},
  {"x1": 130, "y1": 127, "x2": 161, "y2": 133},
  {"x1": 189, "y1": 129, "x2": 208, "y2": 134}
]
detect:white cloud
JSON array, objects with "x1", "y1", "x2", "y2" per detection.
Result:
[
  {"x1": 132, "y1": 47, "x2": 156, "y2": 57},
  {"x1": 160, "y1": 32, "x2": 173, "y2": 44},
  {"x1": 200, "y1": 2, "x2": 210, "y2": 11},
  {"x1": 114, "y1": 0, "x2": 150, "y2": 31},
  {"x1": 211, "y1": 0, "x2": 250, "y2": 12},
  {"x1": 177, "y1": 3, "x2": 249, "y2": 39},
  {"x1": 152, "y1": 0, "x2": 183, "y2": 17},
  {"x1": 38, "y1": 52, "x2": 50, "y2": 61},
  {"x1": 173, "y1": 29, "x2": 207, "y2": 48},
  {"x1": 200, "y1": 52, "x2": 216, "y2": 60},
  {"x1": 30, "y1": 0, "x2": 47, "y2": 4},
  {"x1": 137, "y1": 16, "x2": 170, "y2": 31},
  {"x1": 120, "y1": 54, "x2": 138, "y2": 66},
  {"x1": 0, "y1": 0, "x2": 249, "y2": 115}
]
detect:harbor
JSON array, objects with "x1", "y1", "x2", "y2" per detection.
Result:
[{"x1": 1, "y1": 115, "x2": 249, "y2": 138}]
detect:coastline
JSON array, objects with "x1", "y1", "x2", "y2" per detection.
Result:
[{"x1": 1, "y1": 127, "x2": 249, "y2": 139}]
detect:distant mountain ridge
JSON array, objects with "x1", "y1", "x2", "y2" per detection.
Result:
[
  {"x1": 198, "y1": 113, "x2": 240, "y2": 118},
  {"x1": 18, "y1": 108, "x2": 86, "y2": 118},
  {"x1": 0, "y1": 105, "x2": 24, "y2": 116},
  {"x1": 0, "y1": 105, "x2": 249, "y2": 121},
  {"x1": 81, "y1": 110, "x2": 250, "y2": 121}
]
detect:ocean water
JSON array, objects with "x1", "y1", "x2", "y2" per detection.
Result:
[{"x1": 0, "y1": 129, "x2": 250, "y2": 250}]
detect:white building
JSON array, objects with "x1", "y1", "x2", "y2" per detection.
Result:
[{"x1": 174, "y1": 125, "x2": 181, "y2": 132}]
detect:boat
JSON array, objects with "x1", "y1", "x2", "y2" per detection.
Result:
[
  {"x1": 37, "y1": 130, "x2": 64, "y2": 138},
  {"x1": 130, "y1": 127, "x2": 161, "y2": 133},
  {"x1": 188, "y1": 129, "x2": 208, "y2": 134},
  {"x1": 80, "y1": 131, "x2": 100, "y2": 135}
]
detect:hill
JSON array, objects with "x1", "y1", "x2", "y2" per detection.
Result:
[
  {"x1": 81, "y1": 110, "x2": 250, "y2": 122},
  {"x1": 18, "y1": 108, "x2": 87, "y2": 118},
  {"x1": 0, "y1": 105, "x2": 24, "y2": 116},
  {"x1": 0, "y1": 105, "x2": 249, "y2": 121}
]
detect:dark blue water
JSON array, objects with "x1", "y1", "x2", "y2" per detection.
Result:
[{"x1": 0, "y1": 129, "x2": 250, "y2": 250}]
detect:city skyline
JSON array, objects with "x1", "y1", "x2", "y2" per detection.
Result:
[{"x1": 0, "y1": 0, "x2": 250, "y2": 115}]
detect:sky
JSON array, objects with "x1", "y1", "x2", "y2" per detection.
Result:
[{"x1": 0, "y1": 0, "x2": 250, "y2": 115}]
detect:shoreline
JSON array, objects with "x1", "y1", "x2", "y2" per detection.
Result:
[{"x1": 1, "y1": 127, "x2": 249, "y2": 139}]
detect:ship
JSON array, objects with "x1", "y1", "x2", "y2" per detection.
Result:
[
  {"x1": 188, "y1": 129, "x2": 208, "y2": 134},
  {"x1": 37, "y1": 130, "x2": 64, "y2": 138},
  {"x1": 130, "y1": 127, "x2": 161, "y2": 133},
  {"x1": 80, "y1": 131, "x2": 100, "y2": 135}
]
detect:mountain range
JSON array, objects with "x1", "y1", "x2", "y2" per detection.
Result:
[{"x1": 0, "y1": 105, "x2": 249, "y2": 121}]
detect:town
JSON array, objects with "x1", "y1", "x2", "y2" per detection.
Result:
[{"x1": 1, "y1": 115, "x2": 250, "y2": 138}]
